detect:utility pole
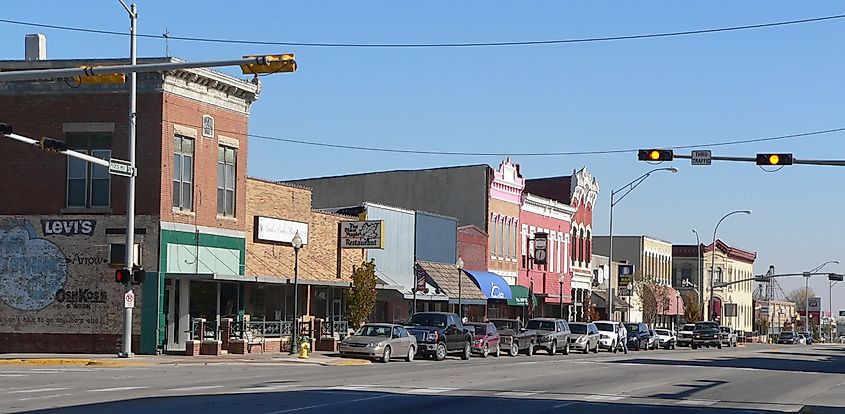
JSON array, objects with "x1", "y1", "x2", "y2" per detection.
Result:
[{"x1": 118, "y1": 0, "x2": 138, "y2": 358}]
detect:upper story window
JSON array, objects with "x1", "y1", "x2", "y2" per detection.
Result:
[
  {"x1": 202, "y1": 115, "x2": 214, "y2": 138},
  {"x1": 66, "y1": 132, "x2": 111, "y2": 208},
  {"x1": 217, "y1": 145, "x2": 236, "y2": 217},
  {"x1": 173, "y1": 135, "x2": 194, "y2": 211}
]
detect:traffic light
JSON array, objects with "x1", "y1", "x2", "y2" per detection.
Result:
[
  {"x1": 132, "y1": 267, "x2": 146, "y2": 285},
  {"x1": 240, "y1": 54, "x2": 297, "y2": 75},
  {"x1": 115, "y1": 268, "x2": 131, "y2": 284},
  {"x1": 39, "y1": 137, "x2": 68, "y2": 153},
  {"x1": 638, "y1": 149, "x2": 673, "y2": 162},
  {"x1": 756, "y1": 153, "x2": 793, "y2": 166},
  {"x1": 74, "y1": 67, "x2": 126, "y2": 85}
]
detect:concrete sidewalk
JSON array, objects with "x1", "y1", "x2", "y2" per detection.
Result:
[{"x1": 0, "y1": 351, "x2": 371, "y2": 367}]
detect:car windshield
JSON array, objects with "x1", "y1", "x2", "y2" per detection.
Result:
[
  {"x1": 655, "y1": 329, "x2": 669, "y2": 335},
  {"x1": 492, "y1": 320, "x2": 518, "y2": 331},
  {"x1": 683, "y1": 324, "x2": 696, "y2": 331},
  {"x1": 355, "y1": 325, "x2": 391, "y2": 337},
  {"x1": 469, "y1": 325, "x2": 487, "y2": 335},
  {"x1": 594, "y1": 323, "x2": 615, "y2": 332},
  {"x1": 526, "y1": 320, "x2": 556, "y2": 331},
  {"x1": 408, "y1": 314, "x2": 447, "y2": 328},
  {"x1": 695, "y1": 322, "x2": 719, "y2": 331},
  {"x1": 780, "y1": 332, "x2": 794, "y2": 338},
  {"x1": 569, "y1": 324, "x2": 588, "y2": 334}
]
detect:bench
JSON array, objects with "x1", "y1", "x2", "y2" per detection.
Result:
[{"x1": 244, "y1": 329, "x2": 265, "y2": 353}]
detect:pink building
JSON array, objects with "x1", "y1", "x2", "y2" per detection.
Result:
[{"x1": 519, "y1": 193, "x2": 576, "y2": 319}]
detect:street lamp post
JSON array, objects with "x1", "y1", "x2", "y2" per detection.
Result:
[
  {"x1": 457, "y1": 257, "x2": 464, "y2": 320},
  {"x1": 559, "y1": 274, "x2": 565, "y2": 319},
  {"x1": 290, "y1": 233, "x2": 303, "y2": 355},
  {"x1": 807, "y1": 260, "x2": 838, "y2": 340},
  {"x1": 709, "y1": 210, "x2": 752, "y2": 321},
  {"x1": 607, "y1": 167, "x2": 678, "y2": 321},
  {"x1": 692, "y1": 229, "x2": 703, "y2": 317}
]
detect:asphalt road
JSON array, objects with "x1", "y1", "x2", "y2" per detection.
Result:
[{"x1": 3, "y1": 344, "x2": 845, "y2": 414}]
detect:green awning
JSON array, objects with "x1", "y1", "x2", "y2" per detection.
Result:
[{"x1": 507, "y1": 285, "x2": 538, "y2": 307}]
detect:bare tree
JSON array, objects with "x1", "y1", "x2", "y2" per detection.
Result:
[
  {"x1": 786, "y1": 287, "x2": 817, "y2": 312},
  {"x1": 632, "y1": 272, "x2": 672, "y2": 325}
]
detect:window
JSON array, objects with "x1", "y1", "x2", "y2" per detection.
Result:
[
  {"x1": 173, "y1": 136, "x2": 194, "y2": 211},
  {"x1": 217, "y1": 145, "x2": 236, "y2": 217},
  {"x1": 571, "y1": 228, "x2": 577, "y2": 262},
  {"x1": 490, "y1": 216, "x2": 497, "y2": 257},
  {"x1": 497, "y1": 218, "x2": 504, "y2": 258},
  {"x1": 66, "y1": 133, "x2": 111, "y2": 208},
  {"x1": 586, "y1": 230, "x2": 591, "y2": 265},
  {"x1": 504, "y1": 220, "x2": 510, "y2": 260},
  {"x1": 578, "y1": 228, "x2": 585, "y2": 264}
]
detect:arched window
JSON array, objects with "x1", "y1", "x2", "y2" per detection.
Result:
[
  {"x1": 571, "y1": 228, "x2": 577, "y2": 262},
  {"x1": 585, "y1": 230, "x2": 591, "y2": 266},
  {"x1": 578, "y1": 228, "x2": 585, "y2": 264}
]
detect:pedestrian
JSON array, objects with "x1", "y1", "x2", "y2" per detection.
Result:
[{"x1": 618, "y1": 322, "x2": 628, "y2": 354}]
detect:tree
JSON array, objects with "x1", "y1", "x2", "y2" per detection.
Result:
[
  {"x1": 786, "y1": 287, "x2": 817, "y2": 312},
  {"x1": 347, "y1": 259, "x2": 377, "y2": 329},
  {"x1": 683, "y1": 293, "x2": 702, "y2": 323},
  {"x1": 632, "y1": 272, "x2": 672, "y2": 325}
]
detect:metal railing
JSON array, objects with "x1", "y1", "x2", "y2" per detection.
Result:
[
  {"x1": 232, "y1": 320, "x2": 294, "y2": 339},
  {"x1": 188, "y1": 319, "x2": 220, "y2": 341},
  {"x1": 319, "y1": 320, "x2": 349, "y2": 339}
]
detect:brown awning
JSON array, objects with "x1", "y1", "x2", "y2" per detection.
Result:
[{"x1": 417, "y1": 260, "x2": 487, "y2": 305}]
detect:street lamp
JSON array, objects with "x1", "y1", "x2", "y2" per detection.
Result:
[
  {"x1": 709, "y1": 210, "x2": 751, "y2": 321},
  {"x1": 457, "y1": 257, "x2": 464, "y2": 320},
  {"x1": 692, "y1": 229, "x2": 703, "y2": 317},
  {"x1": 607, "y1": 167, "x2": 678, "y2": 320},
  {"x1": 559, "y1": 274, "x2": 565, "y2": 320},
  {"x1": 290, "y1": 232, "x2": 303, "y2": 355},
  {"x1": 806, "y1": 260, "x2": 839, "y2": 340},
  {"x1": 829, "y1": 271, "x2": 843, "y2": 342}
]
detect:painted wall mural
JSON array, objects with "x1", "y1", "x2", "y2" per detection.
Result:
[{"x1": 0, "y1": 220, "x2": 67, "y2": 311}]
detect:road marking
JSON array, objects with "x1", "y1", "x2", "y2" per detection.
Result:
[
  {"x1": 583, "y1": 394, "x2": 626, "y2": 401},
  {"x1": 677, "y1": 399, "x2": 718, "y2": 406},
  {"x1": 512, "y1": 361, "x2": 539, "y2": 366},
  {"x1": 88, "y1": 386, "x2": 149, "y2": 392},
  {"x1": 553, "y1": 402, "x2": 580, "y2": 408},
  {"x1": 403, "y1": 387, "x2": 459, "y2": 394},
  {"x1": 9, "y1": 387, "x2": 69, "y2": 394},
  {"x1": 239, "y1": 384, "x2": 297, "y2": 393},
  {"x1": 170, "y1": 385, "x2": 224, "y2": 392},
  {"x1": 265, "y1": 394, "x2": 394, "y2": 413},
  {"x1": 17, "y1": 393, "x2": 73, "y2": 401},
  {"x1": 0, "y1": 374, "x2": 25, "y2": 377},
  {"x1": 494, "y1": 391, "x2": 538, "y2": 397}
]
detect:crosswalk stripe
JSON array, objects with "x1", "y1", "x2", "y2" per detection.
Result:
[
  {"x1": 494, "y1": 391, "x2": 538, "y2": 397},
  {"x1": 17, "y1": 393, "x2": 73, "y2": 401},
  {"x1": 9, "y1": 387, "x2": 69, "y2": 394},
  {"x1": 88, "y1": 386, "x2": 149, "y2": 392}
]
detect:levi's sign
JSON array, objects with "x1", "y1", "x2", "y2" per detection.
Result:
[
  {"x1": 340, "y1": 220, "x2": 383, "y2": 249},
  {"x1": 42, "y1": 219, "x2": 96, "y2": 236},
  {"x1": 108, "y1": 158, "x2": 135, "y2": 177}
]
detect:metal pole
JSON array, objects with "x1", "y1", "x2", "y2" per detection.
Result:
[
  {"x1": 805, "y1": 274, "x2": 810, "y2": 334},
  {"x1": 693, "y1": 229, "x2": 703, "y2": 318},
  {"x1": 607, "y1": 191, "x2": 614, "y2": 321},
  {"x1": 709, "y1": 210, "x2": 751, "y2": 322},
  {"x1": 119, "y1": 2, "x2": 137, "y2": 359},
  {"x1": 458, "y1": 268, "x2": 462, "y2": 319},
  {"x1": 290, "y1": 247, "x2": 299, "y2": 355},
  {"x1": 559, "y1": 280, "x2": 564, "y2": 319},
  {"x1": 830, "y1": 280, "x2": 834, "y2": 342}
]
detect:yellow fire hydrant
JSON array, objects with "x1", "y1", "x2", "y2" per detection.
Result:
[{"x1": 298, "y1": 339, "x2": 310, "y2": 359}]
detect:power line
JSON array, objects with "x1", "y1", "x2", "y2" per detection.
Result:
[
  {"x1": 1, "y1": 13, "x2": 844, "y2": 48},
  {"x1": 246, "y1": 127, "x2": 845, "y2": 157}
]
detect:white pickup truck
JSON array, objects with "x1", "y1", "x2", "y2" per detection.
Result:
[
  {"x1": 677, "y1": 323, "x2": 696, "y2": 347},
  {"x1": 720, "y1": 326, "x2": 738, "y2": 347}
]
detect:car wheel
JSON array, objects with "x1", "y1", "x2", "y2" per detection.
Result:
[
  {"x1": 733, "y1": 341, "x2": 737, "y2": 348},
  {"x1": 494, "y1": 344, "x2": 500, "y2": 357},
  {"x1": 435, "y1": 342, "x2": 447, "y2": 361},
  {"x1": 593, "y1": 342, "x2": 599, "y2": 353},
  {"x1": 406, "y1": 346, "x2": 415, "y2": 362},
  {"x1": 583, "y1": 343, "x2": 589, "y2": 354},
  {"x1": 461, "y1": 342, "x2": 471, "y2": 360},
  {"x1": 381, "y1": 346, "x2": 391, "y2": 363},
  {"x1": 509, "y1": 342, "x2": 518, "y2": 357},
  {"x1": 549, "y1": 341, "x2": 557, "y2": 356},
  {"x1": 526, "y1": 343, "x2": 534, "y2": 356},
  {"x1": 718, "y1": 342, "x2": 722, "y2": 349},
  {"x1": 563, "y1": 341, "x2": 570, "y2": 355},
  {"x1": 482, "y1": 343, "x2": 489, "y2": 358},
  {"x1": 692, "y1": 344, "x2": 698, "y2": 350}
]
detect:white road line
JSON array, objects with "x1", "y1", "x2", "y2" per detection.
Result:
[
  {"x1": 238, "y1": 384, "x2": 297, "y2": 393},
  {"x1": 17, "y1": 393, "x2": 73, "y2": 402},
  {"x1": 265, "y1": 394, "x2": 393, "y2": 414},
  {"x1": 553, "y1": 402, "x2": 581, "y2": 408},
  {"x1": 402, "y1": 387, "x2": 459, "y2": 394},
  {"x1": 169, "y1": 385, "x2": 224, "y2": 392},
  {"x1": 494, "y1": 391, "x2": 538, "y2": 397},
  {"x1": 0, "y1": 374, "x2": 25, "y2": 377},
  {"x1": 88, "y1": 386, "x2": 149, "y2": 392},
  {"x1": 677, "y1": 399, "x2": 718, "y2": 406},
  {"x1": 583, "y1": 394, "x2": 626, "y2": 401},
  {"x1": 9, "y1": 387, "x2": 69, "y2": 394}
]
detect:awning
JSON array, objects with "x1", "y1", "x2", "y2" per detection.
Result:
[
  {"x1": 465, "y1": 270, "x2": 512, "y2": 300},
  {"x1": 592, "y1": 290, "x2": 631, "y2": 310},
  {"x1": 507, "y1": 285, "x2": 538, "y2": 307},
  {"x1": 417, "y1": 260, "x2": 487, "y2": 305}
]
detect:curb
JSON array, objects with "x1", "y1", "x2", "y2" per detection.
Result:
[
  {"x1": 0, "y1": 359, "x2": 150, "y2": 367},
  {"x1": 800, "y1": 406, "x2": 845, "y2": 414}
]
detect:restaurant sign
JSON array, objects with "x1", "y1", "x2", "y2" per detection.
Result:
[{"x1": 340, "y1": 220, "x2": 383, "y2": 249}]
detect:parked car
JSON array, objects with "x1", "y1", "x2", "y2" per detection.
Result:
[
  {"x1": 653, "y1": 328, "x2": 676, "y2": 350},
  {"x1": 797, "y1": 333, "x2": 807, "y2": 345},
  {"x1": 594, "y1": 320, "x2": 621, "y2": 353},
  {"x1": 625, "y1": 323, "x2": 652, "y2": 351},
  {"x1": 466, "y1": 322, "x2": 501, "y2": 358},
  {"x1": 339, "y1": 323, "x2": 417, "y2": 363},
  {"x1": 526, "y1": 318, "x2": 571, "y2": 355},
  {"x1": 719, "y1": 326, "x2": 738, "y2": 347},
  {"x1": 798, "y1": 331, "x2": 814, "y2": 345},
  {"x1": 569, "y1": 322, "x2": 600, "y2": 354},
  {"x1": 490, "y1": 318, "x2": 537, "y2": 356},
  {"x1": 405, "y1": 312, "x2": 472, "y2": 361},
  {"x1": 647, "y1": 329, "x2": 660, "y2": 350},
  {"x1": 778, "y1": 331, "x2": 799, "y2": 344},
  {"x1": 691, "y1": 321, "x2": 722, "y2": 349},
  {"x1": 677, "y1": 323, "x2": 696, "y2": 347}
]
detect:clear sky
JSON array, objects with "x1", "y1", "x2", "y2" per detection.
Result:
[{"x1": 2, "y1": 1, "x2": 843, "y2": 311}]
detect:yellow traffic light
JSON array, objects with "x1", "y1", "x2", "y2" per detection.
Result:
[
  {"x1": 638, "y1": 149, "x2": 673, "y2": 161},
  {"x1": 649, "y1": 150, "x2": 660, "y2": 161},
  {"x1": 756, "y1": 153, "x2": 793, "y2": 166},
  {"x1": 74, "y1": 67, "x2": 126, "y2": 84},
  {"x1": 241, "y1": 54, "x2": 297, "y2": 75},
  {"x1": 769, "y1": 154, "x2": 779, "y2": 165}
]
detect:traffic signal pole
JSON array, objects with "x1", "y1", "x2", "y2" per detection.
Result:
[{"x1": 672, "y1": 153, "x2": 845, "y2": 167}]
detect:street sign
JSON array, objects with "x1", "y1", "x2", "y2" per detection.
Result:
[
  {"x1": 124, "y1": 290, "x2": 135, "y2": 309},
  {"x1": 109, "y1": 158, "x2": 135, "y2": 177},
  {"x1": 618, "y1": 287, "x2": 631, "y2": 296},
  {"x1": 691, "y1": 150, "x2": 712, "y2": 166}
]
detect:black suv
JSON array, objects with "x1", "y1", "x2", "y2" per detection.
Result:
[
  {"x1": 526, "y1": 318, "x2": 571, "y2": 355},
  {"x1": 405, "y1": 312, "x2": 472, "y2": 361},
  {"x1": 625, "y1": 322, "x2": 652, "y2": 351},
  {"x1": 691, "y1": 321, "x2": 722, "y2": 349}
]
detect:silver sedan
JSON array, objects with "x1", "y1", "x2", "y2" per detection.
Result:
[{"x1": 339, "y1": 323, "x2": 418, "y2": 363}]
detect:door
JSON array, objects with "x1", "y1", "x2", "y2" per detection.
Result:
[
  {"x1": 392, "y1": 326, "x2": 409, "y2": 356},
  {"x1": 447, "y1": 314, "x2": 462, "y2": 351},
  {"x1": 166, "y1": 278, "x2": 190, "y2": 352}
]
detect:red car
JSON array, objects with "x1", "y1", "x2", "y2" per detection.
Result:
[{"x1": 466, "y1": 322, "x2": 501, "y2": 358}]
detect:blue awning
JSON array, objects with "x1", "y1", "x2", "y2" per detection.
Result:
[{"x1": 464, "y1": 270, "x2": 513, "y2": 300}]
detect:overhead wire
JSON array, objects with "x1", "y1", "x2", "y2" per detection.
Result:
[{"x1": 0, "y1": 13, "x2": 844, "y2": 48}]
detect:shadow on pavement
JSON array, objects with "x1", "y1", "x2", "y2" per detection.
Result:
[
  {"x1": 615, "y1": 350, "x2": 845, "y2": 375},
  {"x1": 15, "y1": 389, "x2": 799, "y2": 414}
]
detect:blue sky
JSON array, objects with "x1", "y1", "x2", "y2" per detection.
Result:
[{"x1": 2, "y1": 1, "x2": 844, "y2": 311}]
